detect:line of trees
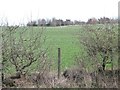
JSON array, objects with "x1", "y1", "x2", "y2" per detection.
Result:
[
  {"x1": 27, "y1": 17, "x2": 118, "y2": 26},
  {"x1": 27, "y1": 18, "x2": 85, "y2": 26},
  {"x1": 86, "y1": 17, "x2": 118, "y2": 24}
]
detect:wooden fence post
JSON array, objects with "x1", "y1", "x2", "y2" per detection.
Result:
[
  {"x1": 58, "y1": 48, "x2": 61, "y2": 79},
  {"x1": 0, "y1": 28, "x2": 3, "y2": 89}
]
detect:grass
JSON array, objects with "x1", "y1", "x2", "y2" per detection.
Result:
[
  {"x1": 25, "y1": 25, "x2": 84, "y2": 71},
  {"x1": 1, "y1": 24, "x2": 118, "y2": 73}
]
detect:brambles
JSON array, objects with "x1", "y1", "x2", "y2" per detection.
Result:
[
  {"x1": 2, "y1": 78, "x2": 16, "y2": 87},
  {"x1": 63, "y1": 68, "x2": 84, "y2": 82}
]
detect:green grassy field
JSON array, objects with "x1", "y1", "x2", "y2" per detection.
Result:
[
  {"x1": 27, "y1": 25, "x2": 84, "y2": 71},
  {"x1": 44, "y1": 26, "x2": 82, "y2": 68},
  {"x1": 1, "y1": 24, "x2": 118, "y2": 73}
]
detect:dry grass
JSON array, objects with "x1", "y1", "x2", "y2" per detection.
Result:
[{"x1": 2, "y1": 68, "x2": 119, "y2": 88}]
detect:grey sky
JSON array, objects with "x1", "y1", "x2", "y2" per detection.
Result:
[{"x1": 0, "y1": 0, "x2": 119, "y2": 25}]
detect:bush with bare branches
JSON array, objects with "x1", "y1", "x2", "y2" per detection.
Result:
[
  {"x1": 1, "y1": 25, "x2": 50, "y2": 87},
  {"x1": 76, "y1": 24, "x2": 118, "y2": 88}
]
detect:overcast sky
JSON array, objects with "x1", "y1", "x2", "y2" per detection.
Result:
[{"x1": 0, "y1": 0, "x2": 119, "y2": 25}]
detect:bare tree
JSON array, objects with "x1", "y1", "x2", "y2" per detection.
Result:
[
  {"x1": 79, "y1": 24, "x2": 118, "y2": 70},
  {"x1": 1, "y1": 25, "x2": 47, "y2": 79},
  {"x1": 77, "y1": 24, "x2": 118, "y2": 88}
]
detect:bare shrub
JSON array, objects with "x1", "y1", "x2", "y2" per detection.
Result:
[
  {"x1": 1, "y1": 25, "x2": 48, "y2": 87},
  {"x1": 62, "y1": 67, "x2": 88, "y2": 88},
  {"x1": 76, "y1": 24, "x2": 118, "y2": 88}
]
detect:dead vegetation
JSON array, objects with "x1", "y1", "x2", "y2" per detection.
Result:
[{"x1": 3, "y1": 67, "x2": 119, "y2": 88}]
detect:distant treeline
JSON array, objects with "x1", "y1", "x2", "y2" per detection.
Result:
[{"x1": 27, "y1": 17, "x2": 118, "y2": 26}]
